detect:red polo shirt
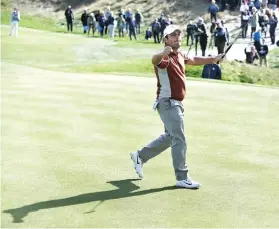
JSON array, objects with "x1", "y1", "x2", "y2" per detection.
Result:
[{"x1": 154, "y1": 51, "x2": 188, "y2": 101}]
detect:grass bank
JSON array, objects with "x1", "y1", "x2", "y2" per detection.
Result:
[{"x1": 1, "y1": 11, "x2": 279, "y2": 86}]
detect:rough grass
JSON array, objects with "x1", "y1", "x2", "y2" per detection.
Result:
[{"x1": 2, "y1": 24, "x2": 279, "y2": 86}]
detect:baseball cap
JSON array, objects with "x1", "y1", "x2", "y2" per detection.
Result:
[{"x1": 163, "y1": 25, "x2": 181, "y2": 38}]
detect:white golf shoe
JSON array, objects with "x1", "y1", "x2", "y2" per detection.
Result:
[
  {"x1": 176, "y1": 177, "x2": 201, "y2": 189},
  {"x1": 130, "y1": 151, "x2": 143, "y2": 179}
]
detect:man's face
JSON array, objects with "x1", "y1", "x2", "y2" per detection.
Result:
[{"x1": 165, "y1": 30, "x2": 182, "y2": 49}]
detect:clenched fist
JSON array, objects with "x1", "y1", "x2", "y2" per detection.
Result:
[{"x1": 162, "y1": 46, "x2": 173, "y2": 56}]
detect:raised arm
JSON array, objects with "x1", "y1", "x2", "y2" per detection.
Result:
[
  {"x1": 185, "y1": 54, "x2": 223, "y2": 66},
  {"x1": 152, "y1": 46, "x2": 173, "y2": 65}
]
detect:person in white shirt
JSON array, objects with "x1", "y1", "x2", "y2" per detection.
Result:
[
  {"x1": 240, "y1": 2, "x2": 249, "y2": 14},
  {"x1": 9, "y1": 7, "x2": 20, "y2": 36}
]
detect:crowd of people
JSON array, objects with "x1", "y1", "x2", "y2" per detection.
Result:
[
  {"x1": 62, "y1": 1, "x2": 278, "y2": 63},
  {"x1": 9, "y1": 0, "x2": 278, "y2": 67},
  {"x1": 240, "y1": 0, "x2": 278, "y2": 67},
  {"x1": 65, "y1": 5, "x2": 144, "y2": 40},
  {"x1": 186, "y1": 0, "x2": 278, "y2": 68}
]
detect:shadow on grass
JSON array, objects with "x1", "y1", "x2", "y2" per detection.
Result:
[{"x1": 3, "y1": 178, "x2": 184, "y2": 223}]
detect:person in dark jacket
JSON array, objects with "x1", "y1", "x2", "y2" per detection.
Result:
[
  {"x1": 81, "y1": 9, "x2": 88, "y2": 33},
  {"x1": 135, "y1": 9, "x2": 143, "y2": 34},
  {"x1": 158, "y1": 13, "x2": 167, "y2": 42},
  {"x1": 65, "y1": 5, "x2": 74, "y2": 32},
  {"x1": 253, "y1": 29, "x2": 261, "y2": 52},
  {"x1": 145, "y1": 27, "x2": 152, "y2": 40},
  {"x1": 244, "y1": 45, "x2": 259, "y2": 64},
  {"x1": 214, "y1": 20, "x2": 229, "y2": 54},
  {"x1": 202, "y1": 62, "x2": 222, "y2": 79},
  {"x1": 128, "y1": 18, "x2": 137, "y2": 41},
  {"x1": 269, "y1": 15, "x2": 278, "y2": 45},
  {"x1": 258, "y1": 39, "x2": 269, "y2": 67},
  {"x1": 194, "y1": 17, "x2": 208, "y2": 56},
  {"x1": 268, "y1": 0, "x2": 277, "y2": 10},
  {"x1": 208, "y1": 0, "x2": 219, "y2": 23},
  {"x1": 186, "y1": 21, "x2": 195, "y2": 46},
  {"x1": 151, "y1": 18, "x2": 161, "y2": 43},
  {"x1": 98, "y1": 13, "x2": 106, "y2": 36}
]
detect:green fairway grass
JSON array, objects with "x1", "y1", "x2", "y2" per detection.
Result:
[{"x1": 1, "y1": 62, "x2": 279, "y2": 227}]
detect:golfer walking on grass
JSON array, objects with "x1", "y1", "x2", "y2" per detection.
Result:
[{"x1": 130, "y1": 25, "x2": 224, "y2": 189}]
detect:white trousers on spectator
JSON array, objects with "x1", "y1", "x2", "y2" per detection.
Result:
[
  {"x1": 10, "y1": 21, "x2": 19, "y2": 36},
  {"x1": 108, "y1": 24, "x2": 115, "y2": 38}
]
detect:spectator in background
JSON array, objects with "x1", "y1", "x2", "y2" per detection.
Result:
[
  {"x1": 158, "y1": 13, "x2": 167, "y2": 42},
  {"x1": 253, "y1": 28, "x2": 261, "y2": 51},
  {"x1": 208, "y1": 0, "x2": 219, "y2": 23},
  {"x1": 258, "y1": 8, "x2": 265, "y2": 26},
  {"x1": 194, "y1": 17, "x2": 208, "y2": 56},
  {"x1": 186, "y1": 20, "x2": 195, "y2": 46},
  {"x1": 135, "y1": 9, "x2": 144, "y2": 34},
  {"x1": 202, "y1": 55, "x2": 222, "y2": 79},
  {"x1": 260, "y1": 15, "x2": 269, "y2": 38},
  {"x1": 118, "y1": 8, "x2": 124, "y2": 18},
  {"x1": 145, "y1": 27, "x2": 152, "y2": 40},
  {"x1": 241, "y1": 11, "x2": 250, "y2": 38},
  {"x1": 65, "y1": 5, "x2": 74, "y2": 32},
  {"x1": 81, "y1": 8, "x2": 88, "y2": 34},
  {"x1": 98, "y1": 12, "x2": 106, "y2": 36},
  {"x1": 269, "y1": 13, "x2": 278, "y2": 44},
  {"x1": 87, "y1": 12, "x2": 96, "y2": 37},
  {"x1": 165, "y1": 15, "x2": 173, "y2": 26},
  {"x1": 152, "y1": 18, "x2": 161, "y2": 43},
  {"x1": 248, "y1": 0, "x2": 254, "y2": 14},
  {"x1": 245, "y1": 45, "x2": 259, "y2": 64},
  {"x1": 9, "y1": 7, "x2": 20, "y2": 37},
  {"x1": 125, "y1": 8, "x2": 133, "y2": 35},
  {"x1": 107, "y1": 11, "x2": 115, "y2": 38},
  {"x1": 268, "y1": 0, "x2": 277, "y2": 11},
  {"x1": 250, "y1": 7, "x2": 258, "y2": 40},
  {"x1": 258, "y1": 38, "x2": 269, "y2": 67},
  {"x1": 254, "y1": 0, "x2": 261, "y2": 9},
  {"x1": 104, "y1": 6, "x2": 111, "y2": 35},
  {"x1": 240, "y1": 1, "x2": 249, "y2": 15},
  {"x1": 94, "y1": 11, "x2": 101, "y2": 35},
  {"x1": 214, "y1": 20, "x2": 229, "y2": 54},
  {"x1": 117, "y1": 15, "x2": 125, "y2": 37},
  {"x1": 128, "y1": 17, "x2": 137, "y2": 41},
  {"x1": 208, "y1": 21, "x2": 216, "y2": 49}
]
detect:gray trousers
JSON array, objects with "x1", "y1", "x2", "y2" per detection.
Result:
[{"x1": 138, "y1": 98, "x2": 188, "y2": 181}]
